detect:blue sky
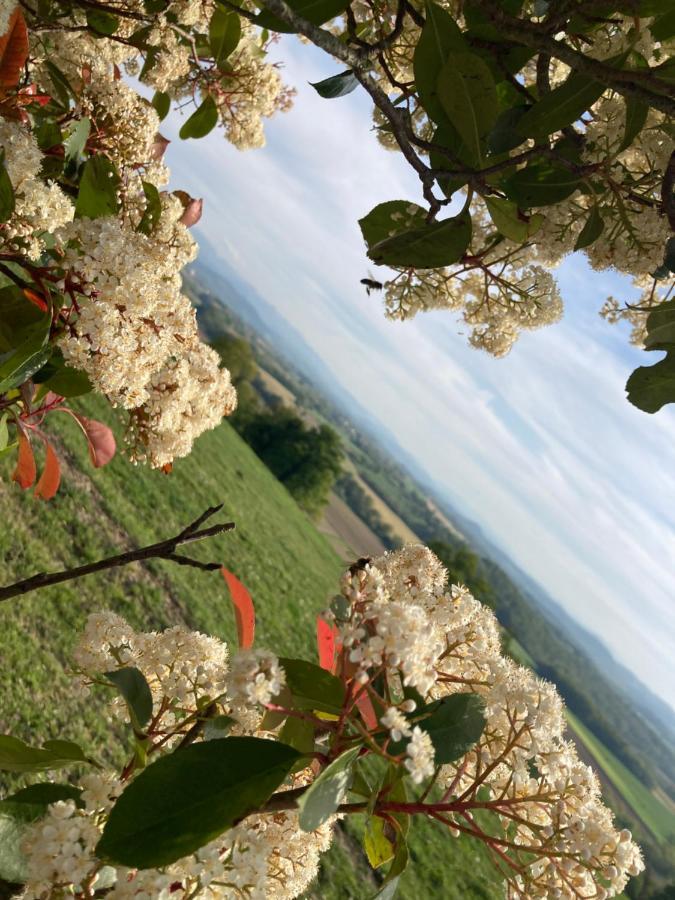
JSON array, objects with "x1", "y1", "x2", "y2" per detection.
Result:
[{"x1": 162, "y1": 40, "x2": 675, "y2": 712}]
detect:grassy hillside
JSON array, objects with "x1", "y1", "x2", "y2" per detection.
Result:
[{"x1": 0, "y1": 396, "x2": 502, "y2": 899}]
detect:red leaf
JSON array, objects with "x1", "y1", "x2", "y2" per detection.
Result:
[
  {"x1": 355, "y1": 689, "x2": 378, "y2": 731},
  {"x1": 34, "y1": 439, "x2": 61, "y2": 500},
  {"x1": 151, "y1": 133, "x2": 170, "y2": 161},
  {"x1": 173, "y1": 190, "x2": 203, "y2": 227},
  {"x1": 11, "y1": 430, "x2": 36, "y2": 489},
  {"x1": 76, "y1": 415, "x2": 116, "y2": 467},
  {"x1": 316, "y1": 616, "x2": 338, "y2": 673},
  {"x1": 0, "y1": 9, "x2": 28, "y2": 96},
  {"x1": 23, "y1": 288, "x2": 49, "y2": 312},
  {"x1": 221, "y1": 566, "x2": 255, "y2": 649}
]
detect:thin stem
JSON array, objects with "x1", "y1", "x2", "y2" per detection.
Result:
[{"x1": 0, "y1": 505, "x2": 235, "y2": 601}]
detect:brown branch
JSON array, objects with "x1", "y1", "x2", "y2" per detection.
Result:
[{"x1": 0, "y1": 505, "x2": 235, "y2": 602}]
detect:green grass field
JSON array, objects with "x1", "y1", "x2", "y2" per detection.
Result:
[
  {"x1": 566, "y1": 711, "x2": 675, "y2": 845},
  {"x1": 0, "y1": 397, "x2": 503, "y2": 899}
]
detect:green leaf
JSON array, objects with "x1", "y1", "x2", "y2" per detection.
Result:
[
  {"x1": 0, "y1": 285, "x2": 45, "y2": 353},
  {"x1": 0, "y1": 785, "x2": 83, "y2": 883},
  {"x1": 368, "y1": 212, "x2": 472, "y2": 269},
  {"x1": 86, "y1": 8, "x2": 119, "y2": 34},
  {"x1": 619, "y1": 96, "x2": 649, "y2": 153},
  {"x1": 437, "y1": 51, "x2": 498, "y2": 163},
  {"x1": 279, "y1": 657, "x2": 346, "y2": 715},
  {"x1": 179, "y1": 95, "x2": 218, "y2": 140},
  {"x1": 413, "y1": 2, "x2": 468, "y2": 125},
  {"x1": 97, "y1": 737, "x2": 300, "y2": 868},
  {"x1": 255, "y1": 0, "x2": 350, "y2": 33},
  {"x1": 359, "y1": 200, "x2": 428, "y2": 249},
  {"x1": 45, "y1": 62, "x2": 74, "y2": 109},
  {"x1": 485, "y1": 197, "x2": 542, "y2": 242},
  {"x1": 297, "y1": 747, "x2": 359, "y2": 832},
  {"x1": 105, "y1": 668, "x2": 154, "y2": 731},
  {"x1": 310, "y1": 70, "x2": 359, "y2": 99},
  {"x1": 138, "y1": 181, "x2": 162, "y2": 235},
  {"x1": 0, "y1": 413, "x2": 7, "y2": 452},
  {"x1": 0, "y1": 736, "x2": 88, "y2": 773},
  {"x1": 502, "y1": 161, "x2": 581, "y2": 207},
  {"x1": 209, "y1": 8, "x2": 241, "y2": 67},
  {"x1": 75, "y1": 156, "x2": 120, "y2": 219},
  {"x1": 574, "y1": 205, "x2": 604, "y2": 251},
  {"x1": 279, "y1": 715, "x2": 315, "y2": 756},
  {"x1": 364, "y1": 816, "x2": 395, "y2": 868},
  {"x1": 487, "y1": 105, "x2": 529, "y2": 155},
  {"x1": 643, "y1": 299, "x2": 675, "y2": 350},
  {"x1": 627, "y1": 352, "x2": 675, "y2": 413},
  {"x1": 417, "y1": 693, "x2": 486, "y2": 764},
  {"x1": 516, "y1": 73, "x2": 604, "y2": 140},
  {"x1": 41, "y1": 364, "x2": 92, "y2": 398},
  {"x1": 0, "y1": 322, "x2": 52, "y2": 394},
  {"x1": 63, "y1": 117, "x2": 91, "y2": 163},
  {"x1": 35, "y1": 121, "x2": 62, "y2": 152},
  {"x1": 203, "y1": 715, "x2": 236, "y2": 740},
  {"x1": 0, "y1": 151, "x2": 15, "y2": 223},
  {"x1": 650, "y1": 8, "x2": 675, "y2": 41},
  {"x1": 372, "y1": 830, "x2": 409, "y2": 898},
  {"x1": 428, "y1": 122, "x2": 471, "y2": 196},
  {"x1": 152, "y1": 91, "x2": 171, "y2": 121}
]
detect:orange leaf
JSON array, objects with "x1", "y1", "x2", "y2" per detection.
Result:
[
  {"x1": 354, "y1": 689, "x2": 378, "y2": 731},
  {"x1": 0, "y1": 9, "x2": 28, "y2": 97},
  {"x1": 23, "y1": 288, "x2": 49, "y2": 312},
  {"x1": 11, "y1": 430, "x2": 36, "y2": 489},
  {"x1": 221, "y1": 566, "x2": 255, "y2": 649},
  {"x1": 316, "y1": 616, "x2": 338, "y2": 673},
  {"x1": 34, "y1": 439, "x2": 61, "y2": 500},
  {"x1": 75, "y1": 415, "x2": 116, "y2": 467}
]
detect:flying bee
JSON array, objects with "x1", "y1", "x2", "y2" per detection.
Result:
[{"x1": 360, "y1": 274, "x2": 383, "y2": 296}]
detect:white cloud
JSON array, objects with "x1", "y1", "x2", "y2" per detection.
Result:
[{"x1": 165, "y1": 39, "x2": 675, "y2": 710}]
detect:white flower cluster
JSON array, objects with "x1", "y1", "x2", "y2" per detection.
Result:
[
  {"x1": 334, "y1": 545, "x2": 644, "y2": 897},
  {"x1": 21, "y1": 614, "x2": 332, "y2": 900}
]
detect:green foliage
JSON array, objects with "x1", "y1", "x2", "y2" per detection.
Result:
[
  {"x1": 413, "y1": 3, "x2": 467, "y2": 126},
  {"x1": 209, "y1": 8, "x2": 241, "y2": 67},
  {"x1": 105, "y1": 667, "x2": 154, "y2": 732},
  {"x1": 242, "y1": 408, "x2": 343, "y2": 515},
  {"x1": 97, "y1": 737, "x2": 300, "y2": 867},
  {"x1": 279, "y1": 657, "x2": 346, "y2": 715},
  {"x1": 502, "y1": 161, "x2": 582, "y2": 207},
  {"x1": 414, "y1": 694, "x2": 486, "y2": 764},
  {"x1": 74, "y1": 156, "x2": 121, "y2": 219},
  {"x1": 0, "y1": 152, "x2": 15, "y2": 223},
  {"x1": 0, "y1": 736, "x2": 88, "y2": 773},
  {"x1": 298, "y1": 748, "x2": 360, "y2": 831},
  {"x1": 359, "y1": 201, "x2": 427, "y2": 248},
  {"x1": 179, "y1": 95, "x2": 218, "y2": 140},
  {"x1": 437, "y1": 52, "x2": 497, "y2": 164},
  {"x1": 0, "y1": 321, "x2": 52, "y2": 394},
  {"x1": 254, "y1": 0, "x2": 351, "y2": 33},
  {"x1": 627, "y1": 300, "x2": 675, "y2": 413},
  {"x1": 516, "y1": 73, "x2": 604, "y2": 140},
  {"x1": 368, "y1": 213, "x2": 472, "y2": 269},
  {"x1": 310, "y1": 70, "x2": 359, "y2": 99},
  {"x1": 335, "y1": 473, "x2": 397, "y2": 549}
]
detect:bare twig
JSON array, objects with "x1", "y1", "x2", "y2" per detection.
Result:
[{"x1": 0, "y1": 505, "x2": 235, "y2": 602}]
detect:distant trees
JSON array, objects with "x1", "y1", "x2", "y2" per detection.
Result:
[
  {"x1": 428, "y1": 540, "x2": 494, "y2": 609},
  {"x1": 242, "y1": 409, "x2": 344, "y2": 516},
  {"x1": 335, "y1": 473, "x2": 397, "y2": 548}
]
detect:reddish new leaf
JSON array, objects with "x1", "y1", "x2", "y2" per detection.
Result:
[
  {"x1": 76, "y1": 415, "x2": 116, "y2": 467},
  {"x1": 316, "y1": 615, "x2": 337, "y2": 673},
  {"x1": 221, "y1": 567, "x2": 255, "y2": 649},
  {"x1": 173, "y1": 190, "x2": 203, "y2": 227},
  {"x1": 23, "y1": 288, "x2": 49, "y2": 312},
  {"x1": 0, "y1": 9, "x2": 28, "y2": 96},
  {"x1": 11, "y1": 430, "x2": 36, "y2": 489},
  {"x1": 355, "y1": 688, "x2": 378, "y2": 731},
  {"x1": 34, "y1": 439, "x2": 61, "y2": 500},
  {"x1": 150, "y1": 133, "x2": 170, "y2": 161}
]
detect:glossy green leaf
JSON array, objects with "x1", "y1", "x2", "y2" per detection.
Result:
[
  {"x1": 310, "y1": 69, "x2": 359, "y2": 99},
  {"x1": 279, "y1": 657, "x2": 346, "y2": 715},
  {"x1": 97, "y1": 737, "x2": 300, "y2": 867},
  {"x1": 369, "y1": 212, "x2": 472, "y2": 269},
  {"x1": 0, "y1": 322, "x2": 52, "y2": 394},
  {"x1": 138, "y1": 181, "x2": 162, "y2": 235},
  {"x1": 179, "y1": 95, "x2": 218, "y2": 140},
  {"x1": 0, "y1": 736, "x2": 88, "y2": 773},
  {"x1": 643, "y1": 299, "x2": 675, "y2": 350},
  {"x1": 278, "y1": 714, "x2": 315, "y2": 756},
  {"x1": 75, "y1": 156, "x2": 120, "y2": 219},
  {"x1": 152, "y1": 91, "x2": 171, "y2": 121},
  {"x1": 650, "y1": 8, "x2": 675, "y2": 41},
  {"x1": 203, "y1": 715, "x2": 236, "y2": 740},
  {"x1": 413, "y1": 2, "x2": 467, "y2": 125},
  {"x1": 429, "y1": 122, "x2": 472, "y2": 195},
  {"x1": 105, "y1": 667, "x2": 154, "y2": 731},
  {"x1": 619, "y1": 96, "x2": 649, "y2": 153},
  {"x1": 502, "y1": 161, "x2": 581, "y2": 207},
  {"x1": 3, "y1": 783, "x2": 83, "y2": 807},
  {"x1": 359, "y1": 200, "x2": 427, "y2": 248},
  {"x1": 41, "y1": 364, "x2": 92, "y2": 398},
  {"x1": 86, "y1": 8, "x2": 119, "y2": 34},
  {"x1": 416, "y1": 693, "x2": 486, "y2": 764},
  {"x1": 627, "y1": 353, "x2": 675, "y2": 414},
  {"x1": 516, "y1": 73, "x2": 604, "y2": 140},
  {"x1": 574, "y1": 205, "x2": 604, "y2": 251},
  {"x1": 0, "y1": 285, "x2": 45, "y2": 353},
  {"x1": 364, "y1": 816, "x2": 395, "y2": 868},
  {"x1": 209, "y1": 8, "x2": 241, "y2": 67},
  {"x1": 487, "y1": 105, "x2": 529, "y2": 155},
  {"x1": 485, "y1": 197, "x2": 542, "y2": 242},
  {"x1": 297, "y1": 747, "x2": 359, "y2": 831},
  {"x1": 0, "y1": 151, "x2": 15, "y2": 223},
  {"x1": 45, "y1": 61, "x2": 74, "y2": 109},
  {"x1": 63, "y1": 117, "x2": 90, "y2": 163},
  {"x1": 255, "y1": 0, "x2": 350, "y2": 33},
  {"x1": 437, "y1": 51, "x2": 497, "y2": 163}
]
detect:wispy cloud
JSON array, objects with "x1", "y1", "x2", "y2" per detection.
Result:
[{"x1": 164, "y1": 39, "x2": 675, "y2": 709}]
